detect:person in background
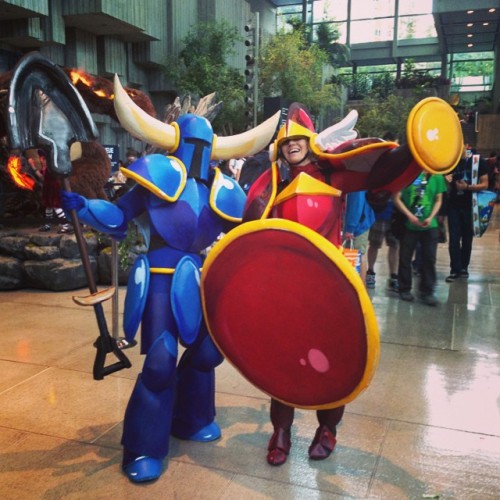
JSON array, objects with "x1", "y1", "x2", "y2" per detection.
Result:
[
  {"x1": 38, "y1": 151, "x2": 72, "y2": 233},
  {"x1": 486, "y1": 151, "x2": 498, "y2": 192},
  {"x1": 344, "y1": 190, "x2": 375, "y2": 287},
  {"x1": 238, "y1": 150, "x2": 271, "y2": 193},
  {"x1": 106, "y1": 162, "x2": 128, "y2": 200},
  {"x1": 365, "y1": 197, "x2": 399, "y2": 292},
  {"x1": 365, "y1": 132, "x2": 400, "y2": 292},
  {"x1": 496, "y1": 154, "x2": 500, "y2": 202},
  {"x1": 444, "y1": 148, "x2": 489, "y2": 282},
  {"x1": 125, "y1": 148, "x2": 139, "y2": 166},
  {"x1": 122, "y1": 148, "x2": 140, "y2": 192},
  {"x1": 228, "y1": 158, "x2": 245, "y2": 181},
  {"x1": 393, "y1": 172, "x2": 446, "y2": 305}
]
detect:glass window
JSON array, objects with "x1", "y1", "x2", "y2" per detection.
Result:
[
  {"x1": 398, "y1": 14, "x2": 437, "y2": 39},
  {"x1": 350, "y1": 0, "x2": 395, "y2": 20},
  {"x1": 350, "y1": 18, "x2": 394, "y2": 43},
  {"x1": 452, "y1": 76, "x2": 492, "y2": 92},
  {"x1": 277, "y1": 6, "x2": 303, "y2": 31},
  {"x1": 449, "y1": 52, "x2": 494, "y2": 92},
  {"x1": 452, "y1": 51, "x2": 494, "y2": 61},
  {"x1": 313, "y1": 0, "x2": 348, "y2": 22},
  {"x1": 359, "y1": 64, "x2": 398, "y2": 74},
  {"x1": 398, "y1": 0, "x2": 433, "y2": 16}
]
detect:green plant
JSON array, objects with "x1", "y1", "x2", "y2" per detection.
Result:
[
  {"x1": 336, "y1": 73, "x2": 372, "y2": 100},
  {"x1": 355, "y1": 93, "x2": 421, "y2": 141},
  {"x1": 95, "y1": 222, "x2": 145, "y2": 270},
  {"x1": 164, "y1": 20, "x2": 246, "y2": 134},
  {"x1": 371, "y1": 72, "x2": 396, "y2": 99},
  {"x1": 396, "y1": 59, "x2": 450, "y2": 90},
  {"x1": 259, "y1": 29, "x2": 340, "y2": 118},
  {"x1": 315, "y1": 22, "x2": 350, "y2": 68}
]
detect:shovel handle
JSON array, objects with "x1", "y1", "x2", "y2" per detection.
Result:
[{"x1": 62, "y1": 177, "x2": 130, "y2": 379}]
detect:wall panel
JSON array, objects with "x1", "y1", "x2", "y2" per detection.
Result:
[{"x1": 65, "y1": 28, "x2": 97, "y2": 73}]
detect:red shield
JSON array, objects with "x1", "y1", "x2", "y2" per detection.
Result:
[{"x1": 201, "y1": 219, "x2": 379, "y2": 409}]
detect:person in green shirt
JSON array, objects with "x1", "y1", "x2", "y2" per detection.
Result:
[{"x1": 393, "y1": 173, "x2": 447, "y2": 305}]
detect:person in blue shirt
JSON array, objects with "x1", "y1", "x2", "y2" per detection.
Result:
[
  {"x1": 343, "y1": 190, "x2": 376, "y2": 287},
  {"x1": 366, "y1": 198, "x2": 400, "y2": 291}
]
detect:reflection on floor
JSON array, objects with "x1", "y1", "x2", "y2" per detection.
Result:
[{"x1": 0, "y1": 206, "x2": 499, "y2": 499}]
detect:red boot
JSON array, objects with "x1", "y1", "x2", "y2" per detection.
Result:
[
  {"x1": 267, "y1": 428, "x2": 291, "y2": 466},
  {"x1": 308, "y1": 424, "x2": 336, "y2": 460}
]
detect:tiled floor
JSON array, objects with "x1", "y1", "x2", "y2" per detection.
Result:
[{"x1": 0, "y1": 206, "x2": 499, "y2": 499}]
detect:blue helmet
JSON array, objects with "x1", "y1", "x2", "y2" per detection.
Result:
[
  {"x1": 173, "y1": 114, "x2": 213, "y2": 181},
  {"x1": 113, "y1": 74, "x2": 281, "y2": 178}
]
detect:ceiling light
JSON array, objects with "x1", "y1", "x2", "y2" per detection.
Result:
[
  {"x1": 467, "y1": 10, "x2": 474, "y2": 14},
  {"x1": 467, "y1": 43, "x2": 474, "y2": 47},
  {"x1": 467, "y1": 23, "x2": 473, "y2": 27},
  {"x1": 483, "y1": 22, "x2": 489, "y2": 26},
  {"x1": 488, "y1": 8, "x2": 496, "y2": 13},
  {"x1": 467, "y1": 34, "x2": 473, "y2": 38}
]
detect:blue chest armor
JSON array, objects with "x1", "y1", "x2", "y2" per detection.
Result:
[
  {"x1": 117, "y1": 155, "x2": 246, "y2": 346},
  {"x1": 126, "y1": 154, "x2": 245, "y2": 253}
]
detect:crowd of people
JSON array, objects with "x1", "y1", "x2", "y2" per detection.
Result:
[{"x1": 348, "y1": 145, "x2": 496, "y2": 304}]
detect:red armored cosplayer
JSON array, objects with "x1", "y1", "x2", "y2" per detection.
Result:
[{"x1": 201, "y1": 100, "x2": 463, "y2": 465}]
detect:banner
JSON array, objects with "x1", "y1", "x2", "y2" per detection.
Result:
[
  {"x1": 103, "y1": 144, "x2": 120, "y2": 172},
  {"x1": 471, "y1": 154, "x2": 496, "y2": 237}
]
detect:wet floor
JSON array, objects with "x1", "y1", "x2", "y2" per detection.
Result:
[{"x1": 0, "y1": 206, "x2": 499, "y2": 499}]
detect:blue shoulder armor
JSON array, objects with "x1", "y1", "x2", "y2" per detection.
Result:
[
  {"x1": 120, "y1": 154, "x2": 187, "y2": 201},
  {"x1": 210, "y1": 168, "x2": 246, "y2": 221},
  {"x1": 77, "y1": 198, "x2": 127, "y2": 237}
]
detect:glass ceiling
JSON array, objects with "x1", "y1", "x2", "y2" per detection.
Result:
[
  {"x1": 275, "y1": 0, "x2": 496, "y2": 98},
  {"x1": 280, "y1": 0, "x2": 438, "y2": 44}
]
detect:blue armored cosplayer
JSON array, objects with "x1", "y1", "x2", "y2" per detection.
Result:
[{"x1": 62, "y1": 76, "x2": 280, "y2": 482}]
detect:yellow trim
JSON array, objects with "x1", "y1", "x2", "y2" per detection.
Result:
[
  {"x1": 258, "y1": 162, "x2": 280, "y2": 219},
  {"x1": 150, "y1": 267, "x2": 175, "y2": 274},
  {"x1": 120, "y1": 155, "x2": 187, "y2": 202},
  {"x1": 150, "y1": 265, "x2": 202, "y2": 274},
  {"x1": 276, "y1": 121, "x2": 314, "y2": 147},
  {"x1": 170, "y1": 122, "x2": 180, "y2": 153},
  {"x1": 274, "y1": 172, "x2": 342, "y2": 205},
  {"x1": 406, "y1": 97, "x2": 462, "y2": 175},
  {"x1": 212, "y1": 134, "x2": 217, "y2": 154},
  {"x1": 309, "y1": 138, "x2": 396, "y2": 161},
  {"x1": 201, "y1": 218, "x2": 380, "y2": 410},
  {"x1": 209, "y1": 168, "x2": 243, "y2": 223}
]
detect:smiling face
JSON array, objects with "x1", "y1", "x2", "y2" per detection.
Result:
[{"x1": 280, "y1": 137, "x2": 310, "y2": 166}]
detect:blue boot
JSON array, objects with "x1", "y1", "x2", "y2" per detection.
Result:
[
  {"x1": 174, "y1": 421, "x2": 221, "y2": 442},
  {"x1": 122, "y1": 456, "x2": 163, "y2": 483}
]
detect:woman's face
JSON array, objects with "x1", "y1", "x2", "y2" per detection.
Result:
[{"x1": 280, "y1": 137, "x2": 310, "y2": 166}]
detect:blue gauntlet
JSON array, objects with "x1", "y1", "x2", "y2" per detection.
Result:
[{"x1": 60, "y1": 190, "x2": 85, "y2": 220}]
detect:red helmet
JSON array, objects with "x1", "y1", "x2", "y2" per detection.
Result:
[{"x1": 270, "y1": 103, "x2": 317, "y2": 161}]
